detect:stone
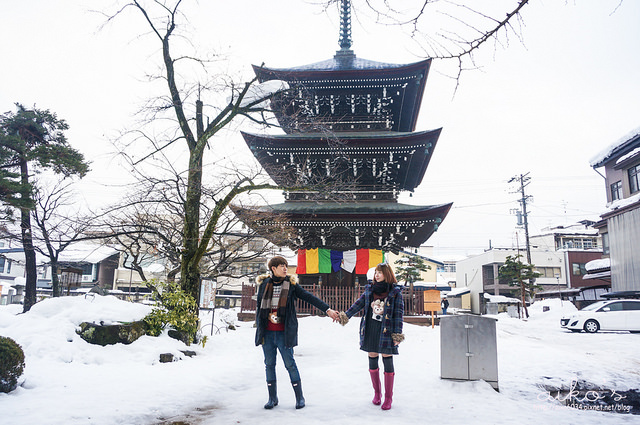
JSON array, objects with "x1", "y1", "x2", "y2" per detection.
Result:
[
  {"x1": 168, "y1": 329, "x2": 191, "y2": 345},
  {"x1": 77, "y1": 321, "x2": 146, "y2": 346},
  {"x1": 159, "y1": 353, "x2": 175, "y2": 363}
]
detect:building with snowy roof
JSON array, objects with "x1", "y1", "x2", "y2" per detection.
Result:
[{"x1": 590, "y1": 125, "x2": 640, "y2": 297}]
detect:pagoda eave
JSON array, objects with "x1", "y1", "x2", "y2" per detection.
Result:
[
  {"x1": 231, "y1": 202, "x2": 452, "y2": 252},
  {"x1": 242, "y1": 129, "x2": 442, "y2": 193},
  {"x1": 253, "y1": 57, "x2": 432, "y2": 80}
]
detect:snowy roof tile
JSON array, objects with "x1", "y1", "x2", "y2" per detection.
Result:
[{"x1": 590, "y1": 126, "x2": 640, "y2": 168}]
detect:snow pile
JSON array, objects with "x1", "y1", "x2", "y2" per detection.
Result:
[
  {"x1": 484, "y1": 293, "x2": 521, "y2": 304},
  {"x1": 606, "y1": 192, "x2": 640, "y2": 211},
  {"x1": 586, "y1": 258, "x2": 611, "y2": 271},
  {"x1": 1, "y1": 296, "x2": 639, "y2": 424}
]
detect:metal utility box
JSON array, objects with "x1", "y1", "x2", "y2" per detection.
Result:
[{"x1": 440, "y1": 314, "x2": 499, "y2": 391}]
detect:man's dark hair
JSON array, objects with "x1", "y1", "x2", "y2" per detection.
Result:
[{"x1": 268, "y1": 256, "x2": 288, "y2": 272}]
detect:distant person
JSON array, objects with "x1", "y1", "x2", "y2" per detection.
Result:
[
  {"x1": 255, "y1": 256, "x2": 339, "y2": 410},
  {"x1": 338, "y1": 262, "x2": 404, "y2": 410},
  {"x1": 442, "y1": 297, "x2": 449, "y2": 315}
]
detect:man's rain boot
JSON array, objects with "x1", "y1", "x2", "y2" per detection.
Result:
[
  {"x1": 264, "y1": 381, "x2": 278, "y2": 409},
  {"x1": 292, "y1": 380, "x2": 305, "y2": 409}
]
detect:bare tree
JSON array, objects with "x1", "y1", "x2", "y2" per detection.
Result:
[
  {"x1": 101, "y1": 0, "x2": 293, "y2": 308},
  {"x1": 321, "y1": 0, "x2": 531, "y2": 86}
]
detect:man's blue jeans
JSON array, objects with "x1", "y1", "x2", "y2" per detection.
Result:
[{"x1": 262, "y1": 330, "x2": 300, "y2": 383}]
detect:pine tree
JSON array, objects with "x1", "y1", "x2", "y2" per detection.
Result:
[
  {"x1": 498, "y1": 254, "x2": 542, "y2": 319},
  {"x1": 395, "y1": 254, "x2": 431, "y2": 313},
  {"x1": 0, "y1": 104, "x2": 89, "y2": 312}
]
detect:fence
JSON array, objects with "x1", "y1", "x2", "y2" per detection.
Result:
[{"x1": 241, "y1": 284, "x2": 428, "y2": 316}]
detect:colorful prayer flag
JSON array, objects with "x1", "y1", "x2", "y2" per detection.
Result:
[
  {"x1": 368, "y1": 249, "x2": 383, "y2": 268},
  {"x1": 305, "y1": 248, "x2": 319, "y2": 274},
  {"x1": 318, "y1": 248, "x2": 331, "y2": 273},
  {"x1": 355, "y1": 249, "x2": 370, "y2": 274},
  {"x1": 341, "y1": 250, "x2": 357, "y2": 273},
  {"x1": 330, "y1": 250, "x2": 343, "y2": 272},
  {"x1": 296, "y1": 249, "x2": 306, "y2": 274}
]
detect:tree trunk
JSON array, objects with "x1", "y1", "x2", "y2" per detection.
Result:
[
  {"x1": 20, "y1": 159, "x2": 37, "y2": 312},
  {"x1": 520, "y1": 279, "x2": 529, "y2": 319},
  {"x1": 51, "y1": 262, "x2": 60, "y2": 297},
  {"x1": 180, "y1": 149, "x2": 204, "y2": 311}
]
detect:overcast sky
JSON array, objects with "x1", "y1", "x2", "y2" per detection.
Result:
[{"x1": 2, "y1": 0, "x2": 640, "y2": 258}]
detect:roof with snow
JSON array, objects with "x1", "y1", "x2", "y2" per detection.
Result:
[
  {"x1": 590, "y1": 126, "x2": 640, "y2": 168},
  {"x1": 585, "y1": 257, "x2": 610, "y2": 272},
  {"x1": 58, "y1": 243, "x2": 119, "y2": 264},
  {"x1": 446, "y1": 286, "x2": 471, "y2": 297}
]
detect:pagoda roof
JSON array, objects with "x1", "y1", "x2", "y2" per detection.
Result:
[
  {"x1": 253, "y1": 57, "x2": 431, "y2": 133},
  {"x1": 230, "y1": 201, "x2": 452, "y2": 252},
  {"x1": 247, "y1": 201, "x2": 449, "y2": 215},
  {"x1": 242, "y1": 129, "x2": 441, "y2": 193},
  {"x1": 255, "y1": 56, "x2": 430, "y2": 75}
]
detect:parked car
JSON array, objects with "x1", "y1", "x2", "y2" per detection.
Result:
[{"x1": 560, "y1": 299, "x2": 640, "y2": 333}]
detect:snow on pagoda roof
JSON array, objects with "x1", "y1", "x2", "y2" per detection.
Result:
[
  {"x1": 247, "y1": 201, "x2": 451, "y2": 215},
  {"x1": 255, "y1": 56, "x2": 431, "y2": 75}
]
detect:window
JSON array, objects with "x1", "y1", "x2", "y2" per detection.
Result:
[
  {"x1": 602, "y1": 232, "x2": 609, "y2": 255},
  {"x1": 80, "y1": 263, "x2": 93, "y2": 276},
  {"x1": 603, "y1": 302, "x2": 623, "y2": 312},
  {"x1": 437, "y1": 264, "x2": 456, "y2": 273},
  {"x1": 534, "y1": 267, "x2": 561, "y2": 278},
  {"x1": 629, "y1": 164, "x2": 640, "y2": 194},
  {"x1": 623, "y1": 301, "x2": 640, "y2": 311},
  {"x1": 610, "y1": 180, "x2": 622, "y2": 201},
  {"x1": 572, "y1": 263, "x2": 587, "y2": 276},
  {"x1": 0, "y1": 258, "x2": 10, "y2": 274}
]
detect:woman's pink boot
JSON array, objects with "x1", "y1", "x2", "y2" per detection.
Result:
[
  {"x1": 381, "y1": 372, "x2": 395, "y2": 410},
  {"x1": 369, "y1": 369, "x2": 382, "y2": 405}
]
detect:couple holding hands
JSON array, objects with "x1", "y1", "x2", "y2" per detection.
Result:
[{"x1": 255, "y1": 256, "x2": 404, "y2": 411}]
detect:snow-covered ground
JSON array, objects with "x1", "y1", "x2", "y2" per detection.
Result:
[{"x1": 1, "y1": 296, "x2": 639, "y2": 424}]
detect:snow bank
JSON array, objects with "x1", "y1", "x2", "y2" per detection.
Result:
[{"x1": 1, "y1": 296, "x2": 638, "y2": 424}]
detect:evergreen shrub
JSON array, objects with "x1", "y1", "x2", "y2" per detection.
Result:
[
  {"x1": 143, "y1": 281, "x2": 199, "y2": 345},
  {"x1": 0, "y1": 336, "x2": 25, "y2": 393}
]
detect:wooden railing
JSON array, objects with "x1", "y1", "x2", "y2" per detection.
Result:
[{"x1": 241, "y1": 284, "x2": 428, "y2": 316}]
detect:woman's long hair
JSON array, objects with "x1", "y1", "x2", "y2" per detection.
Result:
[{"x1": 375, "y1": 263, "x2": 397, "y2": 284}]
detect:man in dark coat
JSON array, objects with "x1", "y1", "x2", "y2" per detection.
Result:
[{"x1": 255, "y1": 255, "x2": 338, "y2": 409}]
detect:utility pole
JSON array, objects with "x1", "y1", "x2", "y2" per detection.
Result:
[{"x1": 509, "y1": 173, "x2": 532, "y2": 264}]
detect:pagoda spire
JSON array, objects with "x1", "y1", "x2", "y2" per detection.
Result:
[{"x1": 335, "y1": 0, "x2": 355, "y2": 59}]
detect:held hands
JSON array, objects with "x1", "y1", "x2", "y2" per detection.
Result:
[
  {"x1": 325, "y1": 309, "x2": 349, "y2": 325},
  {"x1": 326, "y1": 308, "x2": 339, "y2": 321}
]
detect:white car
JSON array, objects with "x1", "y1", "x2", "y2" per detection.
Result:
[{"x1": 560, "y1": 299, "x2": 640, "y2": 333}]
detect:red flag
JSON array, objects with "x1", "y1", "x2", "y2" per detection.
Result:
[
  {"x1": 355, "y1": 249, "x2": 370, "y2": 275},
  {"x1": 296, "y1": 249, "x2": 306, "y2": 274}
]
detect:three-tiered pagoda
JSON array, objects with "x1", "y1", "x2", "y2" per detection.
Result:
[{"x1": 233, "y1": 1, "x2": 452, "y2": 285}]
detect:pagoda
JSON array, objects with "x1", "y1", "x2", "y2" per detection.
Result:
[{"x1": 233, "y1": 1, "x2": 452, "y2": 284}]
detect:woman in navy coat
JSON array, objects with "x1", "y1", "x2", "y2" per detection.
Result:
[{"x1": 339, "y1": 262, "x2": 404, "y2": 410}]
